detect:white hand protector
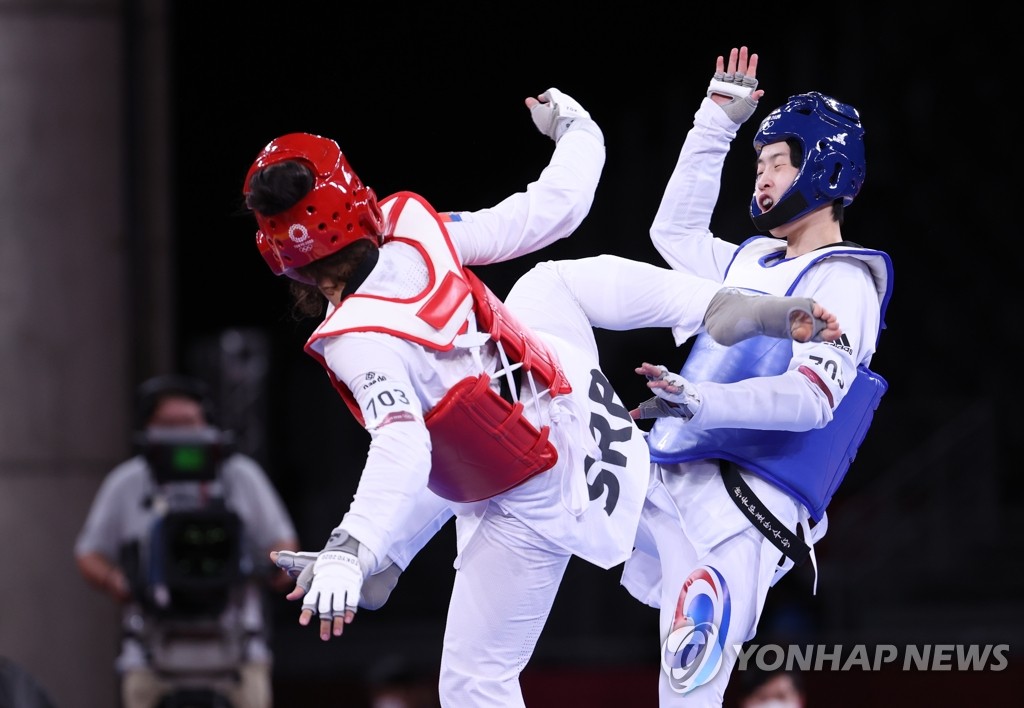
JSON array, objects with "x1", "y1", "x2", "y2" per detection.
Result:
[
  {"x1": 275, "y1": 548, "x2": 401, "y2": 610},
  {"x1": 301, "y1": 532, "x2": 370, "y2": 620},
  {"x1": 530, "y1": 87, "x2": 591, "y2": 142},
  {"x1": 707, "y1": 70, "x2": 759, "y2": 124},
  {"x1": 633, "y1": 364, "x2": 702, "y2": 421}
]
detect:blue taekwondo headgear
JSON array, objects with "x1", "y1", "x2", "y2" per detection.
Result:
[{"x1": 750, "y1": 91, "x2": 865, "y2": 231}]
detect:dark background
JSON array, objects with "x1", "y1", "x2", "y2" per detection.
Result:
[{"x1": 163, "y1": 4, "x2": 1020, "y2": 705}]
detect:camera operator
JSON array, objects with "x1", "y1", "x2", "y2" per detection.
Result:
[{"x1": 74, "y1": 374, "x2": 299, "y2": 708}]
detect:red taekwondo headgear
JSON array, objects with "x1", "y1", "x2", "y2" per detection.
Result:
[{"x1": 244, "y1": 132, "x2": 385, "y2": 283}]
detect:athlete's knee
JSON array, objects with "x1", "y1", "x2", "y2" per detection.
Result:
[{"x1": 507, "y1": 260, "x2": 560, "y2": 301}]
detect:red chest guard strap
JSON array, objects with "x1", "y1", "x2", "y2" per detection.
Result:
[{"x1": 463, "y1": 267, "x2": 572, "y2": 397}]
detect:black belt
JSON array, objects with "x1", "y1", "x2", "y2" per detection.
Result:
[{"x1": 720, "y1": 460, "x2": 809, "y2": 566}]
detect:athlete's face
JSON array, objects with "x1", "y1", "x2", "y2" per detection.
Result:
[{"x1": 753, "y1": 141, "x2": 798, "y2": 215}]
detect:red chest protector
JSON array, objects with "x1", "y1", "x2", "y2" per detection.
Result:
[{"x1": 306, "y1": 192, "x2": 571, "y2": 502}]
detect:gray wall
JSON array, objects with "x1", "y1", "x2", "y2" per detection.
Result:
[{"x1": 0, "y1": 2, "x2": 170, "y2": 706}]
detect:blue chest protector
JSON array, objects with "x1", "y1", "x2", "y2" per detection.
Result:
[
  {"x1": 646, "y1": 334, "x2": 886, "y2": 521},
  {"x1": 647, "y1": 240, "x2": 892, "y2": 521}
]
